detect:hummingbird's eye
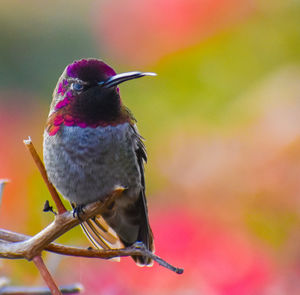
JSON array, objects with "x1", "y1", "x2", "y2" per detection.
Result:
[{"x1": 71, "y1": 82, "x2": 84, "y2": 91}]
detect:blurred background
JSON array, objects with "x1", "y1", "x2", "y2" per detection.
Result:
[{"x1": 1, "y1": 0, "x2": 300, "y2": 294}]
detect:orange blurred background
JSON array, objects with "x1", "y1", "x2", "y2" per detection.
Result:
[{"x1": 1, "y1": 0, "x2": 300, "y2": 294}]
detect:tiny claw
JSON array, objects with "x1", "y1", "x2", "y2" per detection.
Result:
[{"x1": 73, "y1": 204, "x2": 85, "y2": 220}]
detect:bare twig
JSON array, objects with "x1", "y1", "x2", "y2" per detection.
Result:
[
  {"x1": 33, "y1": 256, "x2": 62, "y2": 295},
  {"x1": 0, "y1": 199, "x2": 107, "y2": 260},
  {"x1": 23, "y1": 137, "x2": 66, "y2": 215}
]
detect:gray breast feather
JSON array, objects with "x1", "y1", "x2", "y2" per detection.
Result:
[{"x1": 43, "y1": 123, "x2": 142, "y2": 205}]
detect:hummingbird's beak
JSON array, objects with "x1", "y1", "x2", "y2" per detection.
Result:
[{"x1": 100, "y1": 72, "x2": 157, "y2": 88}]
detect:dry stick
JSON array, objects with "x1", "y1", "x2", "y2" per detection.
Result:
[
  {"x1": 21, "y1": 137, "x2": 183, "y2": 273},
  {"x1": 0, "y1": 193, "x2": 124, "y2": 260},
  {"x1": 23, "y1": 137, "x2": 66, "y2": 215},
  {"x1": 23, "y1": 137, "x2": 66, "y2": 295},
  {"x1": 0, "y1": 204, "x2": 101, "y2": 259},
  {"x1": 32, "y1": 256, "x2": 62, "y2": 295},
  {"x1": 0, "y1": 229, "x2": 183, "y2": 274},
  {"x1": 0, "y1": 193, "x2": 117, "y2": 260}
]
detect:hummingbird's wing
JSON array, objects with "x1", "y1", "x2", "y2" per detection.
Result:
[
  {"x1": 130, "y1": 127, "x2": 154, "y2": 265},
  {"x1": 80, "y1": 125, "x2": 153, "y2": 266},
  {"x1": 98, "y1": 130, "x2": 154, "y2": 266}
]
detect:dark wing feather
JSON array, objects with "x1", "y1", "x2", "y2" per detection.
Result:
[{"x1": 130, "y1": 126, "x2": 154, "y2": 264}]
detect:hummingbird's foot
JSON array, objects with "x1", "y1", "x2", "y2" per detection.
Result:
[
  {"x1": 132, "y1": 241, "x2": 146, "y2": 250},
  {"x1": 43, "y1": 200, "x2": 57, "y2": 215},
  {"x1": 73, "y1": 204, "x2": 85, "y2": 220}
]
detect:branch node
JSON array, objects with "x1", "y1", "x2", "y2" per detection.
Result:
[
  {"x1": 23, "y1": 136, "x2": 32, "y2": 145},
  {"x1": 43, "y1": 200, "x2": 57, "y2": 215}
]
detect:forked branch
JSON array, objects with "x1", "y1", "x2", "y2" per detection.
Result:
[{"x1": 0, "y1": 137, "x2": 183, "y2": 294}]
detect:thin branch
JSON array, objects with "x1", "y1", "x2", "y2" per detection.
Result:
[
  {"x1": 32, "y1": 256, "x2": 62, "y2": 295},
  {"x1": 23, "y1": 137, "x2": 66, "y2": 215},
  {"x1": 0, "y1": 284, "x2": 83, "y2": 295},
  {"x1": 0, "y1": 179, "x2": 10, "y2": 207},
  {"x1": 0, "y1": 229, "x2": 184, "y2": 274}
]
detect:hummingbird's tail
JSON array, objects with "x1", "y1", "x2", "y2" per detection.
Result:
[
  {"x1": 81, "y1": 215, "x2": 124, "y2": 252},
  {"x1": 80, "y1": 190, "x2": 154, "y2": 266}
]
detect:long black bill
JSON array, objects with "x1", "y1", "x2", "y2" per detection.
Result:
[{"x1": 100, "y1": 72, "x2": 157, "y2": 88}]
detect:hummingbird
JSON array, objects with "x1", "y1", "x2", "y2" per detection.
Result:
[{"x1": 43, "y1": 58, "x2": 155, "y2": 265}]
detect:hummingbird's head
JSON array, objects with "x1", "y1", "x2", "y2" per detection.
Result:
[{"x1": 47, "y1": 58, "x2": 156, "y2": 135}]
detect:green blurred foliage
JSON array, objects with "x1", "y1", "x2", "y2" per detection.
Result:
[{"x1": 0, "y1": 1, "x2": 97, "y2": 93}]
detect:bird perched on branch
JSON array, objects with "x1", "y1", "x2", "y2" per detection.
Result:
[{"x1": 43, "y1": 58, "x2": 155, "y2": 265}]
